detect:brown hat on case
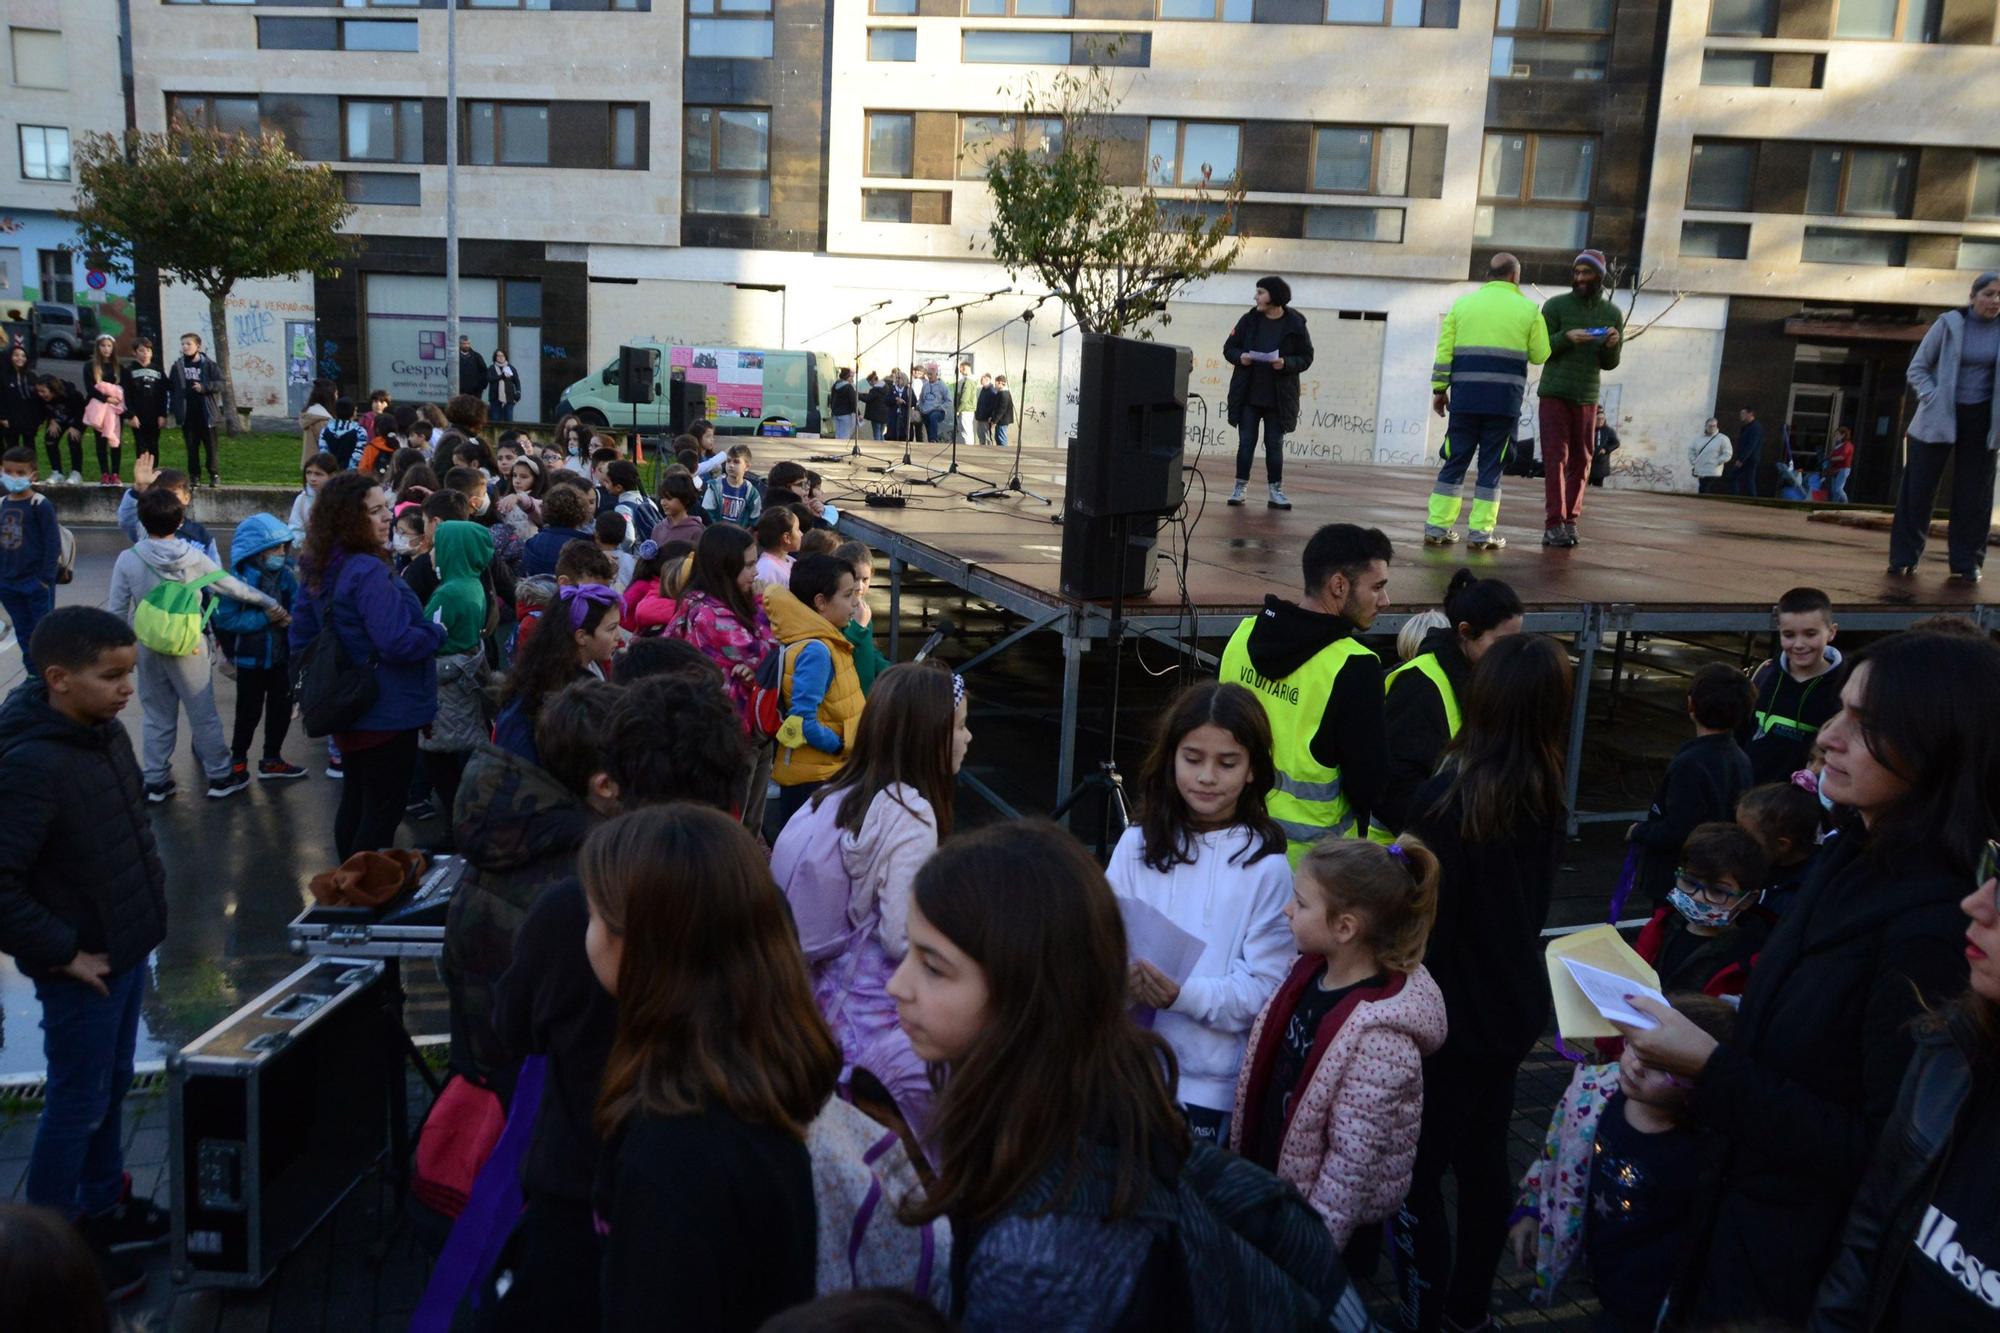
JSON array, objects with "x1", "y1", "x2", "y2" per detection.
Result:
[{"x1": 309, "y1": 849, "x2": 428, "y2": 908}]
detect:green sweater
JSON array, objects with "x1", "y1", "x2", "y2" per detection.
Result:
[
  {"x1": 843, "y1": 618, "x2": 893, "y2": 694},
  {"x1": 1537, "y1": 291, "x2": 1625, "y2": 405}
]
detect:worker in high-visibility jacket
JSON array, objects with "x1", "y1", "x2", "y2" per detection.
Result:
[
  {"x1": 1367, "y1": 570, "x2": 1526, "y2": 843},
  {"x1": 1217, "y1": 523, "x2": 1394, "y2": 866},
  {"x1": 1426, "y1": 252, "x2": 1551, "y2": 553}
]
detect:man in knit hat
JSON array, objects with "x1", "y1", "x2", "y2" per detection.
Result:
[{"x1": 1536, "y1": 249, "x2": 1624, "y2": 547}]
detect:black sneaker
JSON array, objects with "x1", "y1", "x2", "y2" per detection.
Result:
[
  {"x1": 258, "y1": 758, "x2": 309, "y2": 780},
  {"x1": 94, "y1": 1245, "x2": 145, "y2": 1301},
  {"x1": 144, "y1": 780, "x2": 176, "y2": 804},
  {"x1": 77, "y1": 1190, "x2": 171, "y2": 1254},
  {"x1": 1949, "y1": 568, "x2": 1984, "y2": 585},
  {"x1": 206, "y1": 770, "x2": 251, "y2": 799}
]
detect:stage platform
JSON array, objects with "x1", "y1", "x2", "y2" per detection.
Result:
[{"x1": 778, "y1": 433, "x2": 1993, "y2": 815}]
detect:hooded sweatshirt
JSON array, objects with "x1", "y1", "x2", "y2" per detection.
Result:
[
  {"x1": 105, "y1": 534, "x2": 277, "y2": 629},
  {"x1": 426, "y1": 521, "x2": 495, "y2": 655},
  {"x1": 1237, "y1": 594, "x2": 1389, "y2": 833},
  {"x1": 210, "y1": 512, "x2": 298, "y2": 669},
  {"x1": 1740, "y1": 645, "x2": 1845, "y2": 785}
]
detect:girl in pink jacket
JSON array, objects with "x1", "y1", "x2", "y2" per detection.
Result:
[{"x1": 1230, "y1": 835, "x2": 1449, "y2": 1259}]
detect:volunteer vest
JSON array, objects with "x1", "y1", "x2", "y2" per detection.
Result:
[
  {"x1": 1219, "y1": 617, "x2": 1376, "y2": 866},
  {"x1": 1367, "y1": 652, "x2": 1461, "y2": 845}
]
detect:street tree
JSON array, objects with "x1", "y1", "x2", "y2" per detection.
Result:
[{"x1": 64, "y1": 124, "x2": 354, "y2": 435}]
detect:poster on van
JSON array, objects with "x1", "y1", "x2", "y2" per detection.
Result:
[{"x1": 671, "y1": 346, "x2": 766, "y2": 421}]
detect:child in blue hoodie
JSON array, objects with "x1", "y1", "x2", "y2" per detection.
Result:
[{"x1": 211, "y1": 513, "x2": 307, "y2": 784}]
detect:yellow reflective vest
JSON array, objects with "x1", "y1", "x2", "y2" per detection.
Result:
[{"x1": 1367, "y1": 652, "x2": 1462, "y2": 845}]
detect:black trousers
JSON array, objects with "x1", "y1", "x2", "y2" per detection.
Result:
[
  {"x1": 130, "y1": 421, "x2": 161, "y2": 464},
  {"x1": 44, "y1": 424, "x2": 81, "y2": 475},
  {"x1": 334, "y1": 729, "x2": 419, "y2": 862},
  {"x1": 483, "y1": 1197, "x2": 600, "y2": 1333},
  {"x1": 1235, "y1": 403, "x2": 1284, "y2": 485},
  {"x1": 420, "y1": 749, "x2": 470, "y2": 832},
  {"x1": 1890, "y1": 401, "x2": 1995, "y2": 574},
  {"x1": 1393, "y1": 1045, "x2": 1525, "y2": 1332},
  {"x1": 0, "y1": 423, "x2": 35, "y2": 453},
  {"x1": 229, "y1": 664, "x2": 293, "y2": 762},
  {"x1": 185, "y1": 413, "x2": 217, "y2": 479},
  {"x1": 92, "y1": 431, "x2": 121, "y2": 478}
]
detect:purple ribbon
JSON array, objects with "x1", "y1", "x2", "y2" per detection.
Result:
[
  {"x1": 559, "y1": 582, "x2": 616, "y2": 629},
  {"x1": 1607, "y1": 845, "x2": 1640, "y2": 923}
]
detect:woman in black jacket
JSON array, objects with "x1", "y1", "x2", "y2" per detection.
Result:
[
  {"x1": 1619, "y1": 630, "x2": 1998, "y2": 1328},
  {"x1": 1811, "y1": 878, "x2": 1999, "y2": 1332},
  {"x1": 1223, "y1": 276, "x2": 1314, "y2": 512},
  {"x1": 860, "y1": 371, "x2": 888, "y2": 440},
  {"x1": 0, "y1": 343, "x2": 40, "y2": 452},
  {"x1": 1400, "y1": 634, "x2": 1571, "y2": 1333}
]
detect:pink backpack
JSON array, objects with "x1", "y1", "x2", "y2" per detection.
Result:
[{"x1": 770, "y1": 786, "x2": 871, "y2": 963}]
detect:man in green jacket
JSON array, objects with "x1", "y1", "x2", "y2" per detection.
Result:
[{"x1": 1538, "y1": 249, "x2": 1624, "y2": 548}]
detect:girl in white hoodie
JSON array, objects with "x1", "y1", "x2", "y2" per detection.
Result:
[{"x1": 1107, "y1": 681, "x2": 1296, "y2": 1144}]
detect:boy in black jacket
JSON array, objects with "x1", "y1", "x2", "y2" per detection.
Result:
[
  {"x1": 119, "y1": 337, "x2": 170, "y2": 468},
  {"x1": 0, "y1": 608, "x2": 170, "y2": 1296},
  {"x1": 1628, "y1": 663, "x2": 1756, "y2": 912},
  {"x1": 1739, "y1": 586, "x2": 1843, "y2": 785},
  {"x1": 169, "y1": 332, "x2": 223, "y2": 487}
]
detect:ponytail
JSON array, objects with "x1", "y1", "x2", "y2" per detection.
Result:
[
  {"x1": 1443, "y1": 568, "x2": 1525, "y2": 640},
  {"x1": 1295, "y1": 834, "x2": 1440, "y2": 975}
]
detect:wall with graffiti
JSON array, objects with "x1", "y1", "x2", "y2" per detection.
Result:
[
  {"x1": 161, "y1": 274, "x2": 316, "y2": 418},
  {"x1": 0, "y1": 209, "x2": 140, "y2": 352}
]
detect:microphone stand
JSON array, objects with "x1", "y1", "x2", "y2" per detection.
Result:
[
  {"x1": 969, "y1": 299, "x2": 1054, "y2": 506},
  {"x1": 804, "y1": 300, "x2": 895, "y2": 466},
  {"x1": 871, "y1": 301, "x2": 945, "y2": 485},
  {"x1": 921, "y1": 293, "x2": 1006, "y2": 487}
]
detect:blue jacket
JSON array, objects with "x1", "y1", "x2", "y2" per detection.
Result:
[
  {"x1": 786, "y1": 640, "x2": 843, "y2": 756},
  {"x1": 0, "y1": 492, "x2": 60, "y2": 591},
  {"x1": 212, "y1": 513, "x2": 298, "y2": 670},
  {"x1": 116, "y1": 488, "x2": 217, "y2": 562},
  {"x1": 520, "y1": 525, "x2": 595, "y2": 579},
  {"x1": 288, "y1": 551, "x2": 447, "y2": 733}
]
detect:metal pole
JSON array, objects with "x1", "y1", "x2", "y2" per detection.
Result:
[
  {"x1": 444, "y1": 0, "x2": 459, "y2": 386},
  {"x1": 888, "y1": 555, "x2": 904, "y2": 660},
  {"x1": 1563, "y1": 607, "x2": 1600, "y2": 839},
  {"x1": 1056, "y1": 620, "x2": 1084, "y2": 820}
]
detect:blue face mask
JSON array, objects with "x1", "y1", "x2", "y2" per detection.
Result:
[
  {"x1": 1668, "y1": 885, "x2": 1740, "y2": 930},
  {"x1": 261, "y1": 553, "x2": 288, "y2": 572},
  {"x1": 0, "y1": 473, "x2": 31, "y2": 494}
]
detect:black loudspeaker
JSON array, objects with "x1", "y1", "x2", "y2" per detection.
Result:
[
  {"x1": 618, "y1": 345, "x2": 660, "y2": 405},
  {"x1": 1069, "y1": 332, "x2": 1192, "y2": 519},
  {"x1": 1059, "y1": 508, "x2": 1160, "y2": 600},
  {"x1": 668, "y1": 377, "x2": 708, "y2": 435}
]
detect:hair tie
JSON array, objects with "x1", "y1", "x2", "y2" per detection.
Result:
[
  {"x1": 559, "y1": 582, "x2": 617, "y2": 629},
  {"x1": 951, "y1": 673, "x2": 966, "y2": 708},
  {"x1": 1386, "y1": 843, "x2": 1415, "y2": 876},
  {"x1": 1790, "y1": 768, "x2": 1821, "y2": 795},
  {"x1": 637, "y1": 539, "x2": 660, "y2": 561}
]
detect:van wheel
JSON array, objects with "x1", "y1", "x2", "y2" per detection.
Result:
[
  {"x1": 576, "y1": 408, "x2": 608, "y2": 427},
  {"x1": 43, "y1": 337, "x2": 73, "y2": 360}
]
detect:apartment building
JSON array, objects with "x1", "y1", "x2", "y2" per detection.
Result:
[
  {"x1": 1644, "y1": 0, "x2": 2000, "y2": 499},
  {"x1": 1, "y1": 0, "x2": 132, "y2": 346}
]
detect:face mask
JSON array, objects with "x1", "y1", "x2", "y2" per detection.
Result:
[
  {"x1": 471, "y1": 490, "x2": 490, "y2": 515},
  {"x1": 1, "y1": 474, "x2": 31, "y2": 494},
  {"x1": 392, "y1": 533, "x2": 416, "y2": 555},
  {"x1": 261, "y1": 553, "x2": 288, "y2": 572},
  {"x1": 1668, "y1": 886, "x2": 1739, "y2": 930},
  {"x1": 1818, "y1": 787, "x2": 1835, "y2": 815}
]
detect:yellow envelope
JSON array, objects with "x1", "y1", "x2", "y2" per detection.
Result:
[{"x1": 1545, "y1": 924, "x2": 1662, "y2": 1041}]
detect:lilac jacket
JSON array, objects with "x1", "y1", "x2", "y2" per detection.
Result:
[{"x1": 289, "y1": 550, "x2": 447, "y2": 733}]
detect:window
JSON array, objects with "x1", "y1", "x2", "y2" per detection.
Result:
[
  {"x1": 1476, "y1": 132, "x2": 1593, "y2": 249},
  {"x1": 1971, "y1": 155, "x2": 2000, "y2": 220},
  {"x1": 9, "y1": 28, "x2": 66, "y2": 90},
  {"x1": 1147, "y1": 120, "x2": 1240, "y2": 187},
  {"x1": 868, "y1": 27, "x2": 917, "y2": 59},
  {"x1": 1707, "y1": 0, "x2": 1773, "y2": 33},
  {"x1": 863, "y1": 190, "x2": 953, "y2": 223},
  {"x1": 871, "y1": 0, "x2": 917, "y2": 11},
  {"x1": 343, "y1": 171, "x2": 420, "y2": 205},
  {"x1": 965, "y1": 0, "x2": 1071, "y2": 12},
  {"x1": 1833, "y1": 0, "x2": 1939, "y2": 40},
  {"x1": 957, "y1": 114, "x2": 1063, "y2": 178},
  {"x1": 689, "y1": 0, "x2": 774, "y2": 58},
  {"x1": 18, "y1": 125, "x2": 69, "y2": 182},
  {"x1": 1801, "y1": 227, "x2": 1907, "y2": 266},
  {"x1": 465, "y1": 102, "x2": 550, "y2": 166},
  {"x1": 1806, "y1": 146, "x2": 1914, "y2": 218},
  {"x1": 259, "y1": 17, "x2": 418, "y2": 50},
  {"x1": 1325, "y1": 0, "x2": 1421, "y2": 23},
  {"x1": 685, "y1": 106, "x2": 770, "y2": 215},
  {"x1": 1701, "y1": 51, "x2": 1771, "y2": 84},
  {"x1": 344, "y1": 20, "x2": 419, "y2": 50},
  {"x1": 1687, "y1": 140, "x2": 1755, "y2": 210},
  {"x1": 1681, "y1": 220, "x2": 1750, "y2": 258},
  {"x1": 866, "y1": 112, "x2": 914, "y2": 178},
  {"x1": 465, "y1": 0, "x2": 554, "y2": 7},
  {"x1": 345, "y1": 100, "x2": 423, "y2": 163},
  {"x1": 1492, "y1": 0, "x2": 1609, "y2": 79},
  {"x1": 611, "y1": 104, "x2": 641, "y2": 169},
  {"x1": 168, "y1": 94, "x2": 264, "y2": 138},
  {"x1": 1311, "y1": 126, "x2": 1411, "y2": 195},
  {"x1": 1962, "y1": 237, "x2": 2000, "y2": 269},
  {"x1": 961, "y1": 30, "x2": 1073, "y2": 62},
  {"x1": 1305, "y1": 205, "x2": 1405, "y2": 242},
  {"x1": 1160, "y1": 0, "x2": 1253, "y2": 18}
]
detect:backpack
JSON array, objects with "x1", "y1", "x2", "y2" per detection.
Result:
[
  {"x1": 750, "y1": 640, "x2": 795, "y2": 740},
  {"x1": 805, "y1": 1095, "x2": 947, "y2": 1301},
  {"x1": 132, "y1": 569, "x2": 230, "y2": 655},
  {"x1": 616, "y1": 492, "x2": 663, "y2": 544},
  {"x1": 28, "y1": 494, "x2": 75, "y2": 585},
  {"x1": 293, "y1": 592, "x2": 380, "y2": 737},
  {"x1": 321, "y1": 420, "x2": 366, "y2": 468}
]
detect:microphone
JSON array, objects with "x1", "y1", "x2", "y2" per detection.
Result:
[
  {"x1": 986, "y1": 286, "x2": 1013, "y2": 297},
  {"x1": 912, "y1": 616, "x2": 957, "y2": 663}
]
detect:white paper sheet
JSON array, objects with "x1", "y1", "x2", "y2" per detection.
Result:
[
  {"x1": 1118, "y1": 896, "x2": 1207, "y2": 987},
  {"x1": 1560, "y1": 957, "x2": 1669, "y2": 1031}
]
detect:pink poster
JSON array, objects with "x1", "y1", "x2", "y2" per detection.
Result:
[{"x1": 670, "y1": 345, "x2": 766, "y2": 421}]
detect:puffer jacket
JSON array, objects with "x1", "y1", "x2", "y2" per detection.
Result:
[
  {"x1": 1229, "y1": 963, "x2": 1447, "y2": 1248},
  {"x1": 211, "y1": 512, "x2": 297, "y2": 670},
  {"x1": 0, "y1": 681, "x2": 167, "y2": 975},
  {"x1": 1810, "y1": 1009, "x2": 1985, "y2": 1331},
  {"x1": 441, "y1": 742, "x2": 598, "y2": 1088}
]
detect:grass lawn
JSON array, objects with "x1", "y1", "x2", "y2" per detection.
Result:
[{"x1": 47, "y1": 429, "x2": 306, "y2": 488}]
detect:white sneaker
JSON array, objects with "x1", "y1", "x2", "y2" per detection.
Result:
[
  {"x1": 67, "y1": 470, "x2": 83, "y2": 485},
  {"x1": 1227, "y1": 480, "x2": 1247, "y2": 507},
  {"x1": 1267, "y1": 487, "x2": 1292, "y2": 510}
]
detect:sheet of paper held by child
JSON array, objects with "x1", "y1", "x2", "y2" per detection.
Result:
[
  {"x1": 1119, "y1": 895, "x2": 1207, "y2": 1029},
  {"x1": 1545, "y1": 923, "x2": 1663, "y2": 1040},
  {"x1": 1561, "y1": 957, "x2": 1670, "y2": 1032},
  {"x1": 1241, "y1": 349, "x2": 1282, "y2": 364}
]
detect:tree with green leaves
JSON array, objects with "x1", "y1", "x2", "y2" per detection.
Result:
[
  {"x1": 64, "y1": 124, "x2": 355, "y2": 435},
  {"x1": 978, "y1": 54, "x2": 1243, "y2": 339}
]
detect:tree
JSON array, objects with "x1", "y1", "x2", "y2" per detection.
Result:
[
  {"x1": 979, "y1": 54, "x2": 1242, "y2": 339},
  {"x1": 64, "y1": 124, "x2": 355, "y2": 435}
]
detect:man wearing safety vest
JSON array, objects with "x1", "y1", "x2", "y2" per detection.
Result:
[
  {"x1": 1218, "y1": 523, "x2": 1393, "y2": 866},
  {"x1": 1425, "y1": 252, "x2": 1550, "y2": 552}
]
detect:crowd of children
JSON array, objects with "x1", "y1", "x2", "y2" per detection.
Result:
[{"x1": 0, "y1": 393, "x2": 1996, "y2": 1333}]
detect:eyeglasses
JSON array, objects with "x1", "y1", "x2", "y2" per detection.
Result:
[{"x1": 1675, "y1": 871, "x2": 1753, "y2": 906}]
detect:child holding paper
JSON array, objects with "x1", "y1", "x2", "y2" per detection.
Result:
[
  {"x1": 1509, "y1": 994, "x2": 1737, "y2": 1331},
  {"x1": 1229, "y1": 835, "x2": 1447, "y2": 1257},
  {"x1": 1107, "y1": 682, "x2": 1296, "y2": 1144}
]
